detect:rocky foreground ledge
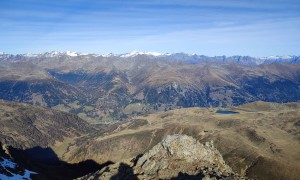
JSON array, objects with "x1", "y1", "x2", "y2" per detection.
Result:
[{"x1": 79, "y1": 134, "x2": 249, "y2": 180}]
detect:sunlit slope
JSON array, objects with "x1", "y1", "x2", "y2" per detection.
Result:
[{"x1": 65, "y1": 102, "x2": 300, "y2": 180}]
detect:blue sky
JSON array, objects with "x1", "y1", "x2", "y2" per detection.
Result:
[{"x1": 0, "y1": 0, "x2": 299, "y2": 56}]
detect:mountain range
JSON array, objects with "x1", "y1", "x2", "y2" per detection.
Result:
[
  {"x1": 1, "y1": 51, "x2": 300, "y2": 65},
  {"x1": 1, "y1": 51, "x2": 300, "y2": 123},
  {"x1": 0, "y1": 51, "x2": 300, "y2": 179}
]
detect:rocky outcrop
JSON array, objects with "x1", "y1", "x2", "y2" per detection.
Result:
[
  {"x1": 135, "y1": 134, "x2": 232, "y2": 179},
  {"x1": 81, "y1": 135, "x2": 248, "y2": 180}
]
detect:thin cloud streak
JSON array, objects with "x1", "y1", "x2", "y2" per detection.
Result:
[{"x1": 0, "y1": 0, "x2": 299, "y2": 55}]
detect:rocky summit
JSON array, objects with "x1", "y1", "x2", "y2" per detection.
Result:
[{"x1": 81, "y1": 135, "x2": 248, "y2": 180}]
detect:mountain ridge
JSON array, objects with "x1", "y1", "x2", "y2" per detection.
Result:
[
  {"x1": 1, "y1": 51, "x2": 299, "y2": 65},
  {"x1": 1, "y1": 52, "x2": 300, "y2": 122}
]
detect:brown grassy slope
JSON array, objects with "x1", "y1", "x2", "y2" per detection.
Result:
[
  {"x1": 2, "y1": 57, "x2": 300, "y2": 122},
  {"x1": 0, "y1": 61, "x2": 51, "y2": 80},
  {"x1": 33, "y1": 56, "x2": 300, "y2": 89},
  {"x1": 235, "y1": 101, "x2": 300, "y2": 111},
  {"x1": 0, "y1": 100, "x2": 95, "y2": 149},
  {"x1": 65, "y1": 102, "x2": 300, "y2": 180}
]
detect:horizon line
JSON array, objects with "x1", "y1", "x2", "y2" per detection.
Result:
[{"x1": 1, "y1": 50, "x2": 299, "y2": 58}]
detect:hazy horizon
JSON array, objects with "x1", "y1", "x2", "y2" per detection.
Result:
[{"x1": 1, "y1": 50, "x2": 299, "y2": 58}]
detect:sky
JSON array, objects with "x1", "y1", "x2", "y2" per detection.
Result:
[{"x1": 0, "y1": 0, "x2": 299, "y2": 56}]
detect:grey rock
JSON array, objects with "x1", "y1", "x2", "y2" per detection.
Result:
[{"x1": 79, "y1": 135, "x2": 250, "y2": 180}]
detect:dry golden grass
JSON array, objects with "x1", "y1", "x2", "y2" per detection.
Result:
[
  {"x1": 1, "y1": 99, "x2": 299, "y2": 179},
  {"x1": 62, "y1": 103, "x2": 300, "y2": 180}
]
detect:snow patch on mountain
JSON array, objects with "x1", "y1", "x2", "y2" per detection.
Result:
[
  {"x1": 66, "y1": 51, "x2": 78, "y2": 57},
  {"x1": 261, "y1": 55, "x2": 294, "y2": 60},
  {"x1": 43, "y1": 51, "x2": 60, "y2": 57},
  {"x1": 1, "y1": 51, "x2": 299, "y2": 65},
  {"x1": 0, "y1": 157, "x2": 37, "y2": 180},
  {"x1": 120, "y1": 51, "x2": 166, "y2": 57},
  {"x1": 101, "y1": 53, "x2": 115, "y2": 57},
  {"x1": 23, "y1": 53, "x2": 39, "y2": 57}
]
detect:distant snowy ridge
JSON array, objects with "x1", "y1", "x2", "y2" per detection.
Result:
[
  {"x1": 261, "y1": 55, "x2": 294, "y2": 60},
  {"x1": 0, "y1": 51, "x2": 299, "y2": 65},
  {"x1": 120, "y1": 51, "x2": 170, "y2": 57},
  {"x1": 13, "y1": 51, "x2": 81, "y2": 57}
]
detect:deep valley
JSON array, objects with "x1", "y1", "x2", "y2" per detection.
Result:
[
  {"x1": 1, "y1": 53, "x2": 300, "y2": 123},
  {"x1": 0, "y1": 52, "x2": 300, "y2": 179}
]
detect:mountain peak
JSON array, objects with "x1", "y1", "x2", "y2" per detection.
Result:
[
  {"x1": 261, "y1": 55, "x2": 294, "y2": 60},
  {"x1": 120, "y1": 51, "x2": 166, "y2": 57},
  {"x1": 65, "y1": 51, "x2": 79, "y2": 57},
  {"x1": 100, "y1": 53, "x2": 115, "y2": 57},
  {"x1": 135, "y1": 134, "x2": 233, "y2": 176},
  {"x1": 82, "y1": 134, "x2": 248, "y2": 179}
]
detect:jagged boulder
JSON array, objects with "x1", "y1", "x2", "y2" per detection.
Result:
[
  {"x1": 80, "y1": 135, "x2": 248, "y2": 180},
  {"x1": 135, "y1": 134, "x2": 234, "y2": 179}
]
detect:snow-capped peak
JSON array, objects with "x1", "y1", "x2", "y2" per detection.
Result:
[
  {"x1": 120, "y1": 51, "x2": 166, "y2": 58},
  {"x1": 23, "y1": 53, "x2": 39, "y2": 57},
  {"x1": 101, "y1": 53, "x2": 115, "y2": 57},
  {"x1": 43, "y1": 51, "x2": 60, "y2": 57},
  {"x1": 260, "y1": 55, "x2": 294, "y2": 60},
  {"x1": 41, "y1": 51, "x2": 82, "y2": 57},
  {"x1": 65, "y1": 51, "x2": 79, "y2": 57},
  {"x1": 145, "y1": 51, "x2": 165, "y2": 56},
  {"x1": 120, "y1": 51, "x2": 143, "y2": 58}
]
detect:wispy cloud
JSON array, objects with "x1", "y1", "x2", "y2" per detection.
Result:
[{"x1": 0, "y1": 0, "x2": 299, "y2": 55}]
